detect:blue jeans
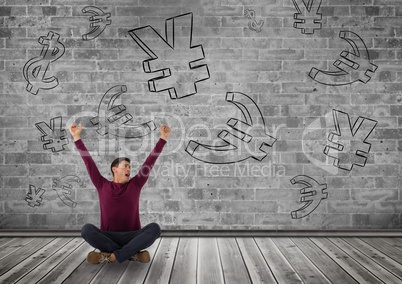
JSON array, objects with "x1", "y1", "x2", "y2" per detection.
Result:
[{"x1": 81, "y1": 223, "x2": 161, "y2": 263}]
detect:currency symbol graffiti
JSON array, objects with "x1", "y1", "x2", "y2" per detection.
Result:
[
  {"x1": 25, "y1": 184, "x2": 46, "y2": 208},
  {"x1": 129, "y1": 12, "x2": 210, "y2": 99},
  {"x1": 82, "y1": 6, "x2": 111, "y2": 41},
  {"x1": 90, "y1": 85, "x2": 156, "y2": 138},
  {"x1": 301, "y1": 111, "x2": 339, "y2": 175},
  {"x1": 323, "y1": 109, "x2": 377, "y2": 171},
  {"x1": 244, "y1": 9, "x2": 264, "y2": 33},
  {"x1": 52, "y1": 175, "x2": 85, "y2": 208},
  {"x1": 309, "y1": 31, "x2": 378, "y2": 86},
  {"x1": 186, "y1": 92, "x2": 277, "y2": 164},
  {"x1": 22, "y1": 31, "x2": 65, "y2": 95},
  {"x1": 291, "y1": 175, "x2": 328, "y2": 219},
  {"x1": 292, "y1": 0, "x2": 322, "y2": 34},
  {"x1": 35, "y1": 116, "x2": 69, "y2": 152}
]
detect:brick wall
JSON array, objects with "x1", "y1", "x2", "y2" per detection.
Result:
[{"x1": 0, "y1": 0, "x2": 401, "y2": 230}]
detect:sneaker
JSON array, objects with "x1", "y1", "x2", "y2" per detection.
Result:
[
  {"x1": 86, "y1": 251, "x2": 112, "y2": 264},
  {"x1": 129, "y1": 250, "x2": 150, "y2": 263}
]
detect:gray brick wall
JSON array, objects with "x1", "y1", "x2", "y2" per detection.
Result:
[{"x1": 0, "y1": 0, "x2": 401, "y2": 230}]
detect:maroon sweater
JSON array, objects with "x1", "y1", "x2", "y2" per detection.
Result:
[{"x1": 75, "y1": 138, "x2": 166, "y2": 232}]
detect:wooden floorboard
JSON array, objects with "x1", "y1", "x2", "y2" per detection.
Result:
[
  {"x1": 143, "y1": 237, "x2": 178, "y2": 284},
  {"x1": 0, "y1": 238, "x2": 37, "y2": 262},
  {"x1": 236, "y1": 237, "x2": 277, "y2": 283},
  {"x1": 1, "y1": 236, "x2": 402, "y2": 283},
  {"x1": 255, "y1": 237, "x2": 303, "y2": 283},
  {"x1": 272, "y1": 237, "x2": 331, "y2": 284},
  {"x1": 36, "y1": 241, "x2": 90, "y2": 284},
  {"x1": 291, "y1": 237, "x2": 359, "y2": 284},
  {"x1": 380, "y1": 237, "x2": 402, "y2": 251},
  {"x1": 310, "y1": 237, "x2": 383, "y2": 284},
  {"x1": 169, "y1": 237, "x2": 197, "y2": 284},
  {"x1": 362, "y1": 237, "x2": 402, "y2": 264},
  {"x1": 329, "y1": 237, "x2": 401, "y2": 284},
  {"x1": 0, "y1": 237, "x2": 55, "y2": 276},
  {"x1": 343, "y1": 237, "x2": 402, "y2": 280},
  {"x1": 0, "y1": 237, "x2": 73, "y2": 284},
  {"x1": 198, "y1": 238, "x2": 225, "y2": 284},
  {"x1": 217, "y1": 237, "x2": 252, "y2": 284}
]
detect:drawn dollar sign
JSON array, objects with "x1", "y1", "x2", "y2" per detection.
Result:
[
  {"x1": 244, "y1": 9, "x2": 264, "y2": 33},
  {"x1": 23, "y1": 31, "x2": 65, "y2": 95}
]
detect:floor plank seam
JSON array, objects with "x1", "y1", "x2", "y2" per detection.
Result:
[{"x1": 234, "y1": 237, "x2": 253, "y2": 284}]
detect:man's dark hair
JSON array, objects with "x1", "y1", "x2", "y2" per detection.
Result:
[{"x1": 110, "y1": 157, "x2": 130, "y2": 176}]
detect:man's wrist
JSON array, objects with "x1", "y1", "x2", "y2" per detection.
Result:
[{"x1": 73, "y1": 136, "x2": 81, "y2": 142}]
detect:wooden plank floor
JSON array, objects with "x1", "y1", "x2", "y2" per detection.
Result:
[{"x1": 1, "y1": 237, "x2": 402, "y2": 283}]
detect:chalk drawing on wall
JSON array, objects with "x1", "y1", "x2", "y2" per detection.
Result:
[
  {"x1": 82, "y1": 6, "x2": 111, "y2": 41},
  {"x1": 186, "y1": 92, "x2": 277, "y2": 164},
  {"x1": 323, "y1": 109, "x2": 378, "y2": 171},
  {"x1": 128, "y1": 12, "x2": 210, "y2": 99},
  {"x1": 52, "y1": 175, "x2": 85, "y2": 208},
  {"x1": 244, "y1": 9, "x2": 264, "y2": 33},
  {"x1": 22, "y1": 31, "x2": 65, "y2": 95},
  {"x1": 309, "y1": 31, "x2": 378, "y2": 86},
  {"x1": 302, "y1": 111, "x2": 339, "y2": 175},
  {"x1": 292, "y1": 0, "x2": 322, "y2": 34},
  {"x1": 35, "y1": 116, "x2": 69, "y2": 152},
  {"x1": 291, "y1": 175, "x2": 328, "y2": 219},
  {"x1": 90, "y1": 85, "x2": 157, "y2": 138},
  {"x1": 25, "y1": 184, "x2": 46, "y2": 208}
]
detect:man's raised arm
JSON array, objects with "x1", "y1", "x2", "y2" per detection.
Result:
[
  {"x1": 135, "y1": 125, "x2": 171, "y2": 188},
  {"x1": 69, "y1": 123, "x2": 106, "y2": 190}
]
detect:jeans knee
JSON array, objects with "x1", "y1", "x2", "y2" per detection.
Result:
[
  {"x1": 81, "y1": 223, "x2": 96, "y2": 239},
  {"x1": 148, "y1": 222, "x2": 161, "y2": 237}
]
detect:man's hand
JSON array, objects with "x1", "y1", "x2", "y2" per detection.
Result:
[
  {"x1": 160, "y1": 125, "x2": 171, "y2": 141},
  {"x1": 69, "y1": 123, "x2": 83, "y2": 141}
]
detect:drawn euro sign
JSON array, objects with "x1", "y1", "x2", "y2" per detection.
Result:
[
  {"x1": 309, "y1": 31, "x2": 378, "y2": 86},
  {"x1": 82, "y1": 6, "x2": 111, "y2": 41},
  {"x1": 186, "y1": 92, "x2": 276, "y2": 164},
  {"x1": 90, "y1": 85, "x2": 156, "y2": 138},
  {"x1": 291, "y1": 175, "x2": 328, "y2": 219},
  {"x1": 52, "y1": 175, "x2": 84, "y2": 208}
]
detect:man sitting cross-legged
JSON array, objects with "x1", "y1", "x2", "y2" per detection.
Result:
[{"x1": 69, "y1": 122, "x2": 171, "y2": 264}]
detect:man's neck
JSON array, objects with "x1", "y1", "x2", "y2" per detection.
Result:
[{"x1": 113, "y1": 177, "x2": 127, "y2": 184}]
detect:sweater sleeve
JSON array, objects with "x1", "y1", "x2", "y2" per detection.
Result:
[
  {"x1": 134, "y1": 138, "x2": 167, "y2": 189},
  {"x1": 74, "y1": 139, "x2": 107, "y2": 191}
]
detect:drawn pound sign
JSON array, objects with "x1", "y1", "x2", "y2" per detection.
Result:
[
  {"x1": 82, "y1": 6, "x2": 111, "y2": 41},
  {"x1": 23, "y1": 31, "x2": 65, "y2": 95},
  {"x1": 291, "y1": 175, "x2": 328, "y2": 219}
]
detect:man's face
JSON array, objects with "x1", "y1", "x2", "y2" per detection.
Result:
[{"x1": 113, "y1": 160, "x2": 131, "y2": 183}]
